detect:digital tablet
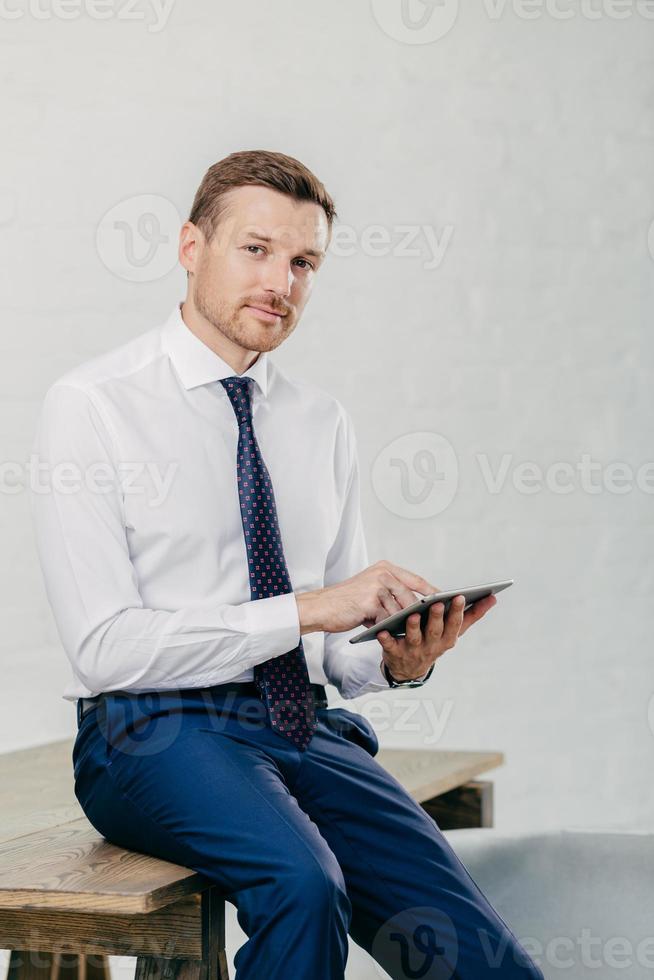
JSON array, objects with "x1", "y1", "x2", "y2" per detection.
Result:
[{"x1": 348, "y1": 579, "x2": 514, "y2": 644}]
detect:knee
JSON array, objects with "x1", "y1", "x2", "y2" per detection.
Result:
[{"x1": 285, "y1": 858, "x2": 351, "y2": 921}]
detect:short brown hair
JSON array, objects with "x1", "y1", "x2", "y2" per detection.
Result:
[{"x1": 188, "y1": 149, "x2": 337, "y2": 243}]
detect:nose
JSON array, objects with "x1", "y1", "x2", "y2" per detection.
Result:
[{"x1": 260, "y1": 256, "x2": 293, "y2": 298}]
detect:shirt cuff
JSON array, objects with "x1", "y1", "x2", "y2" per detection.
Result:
[
  {"x1": 339, "y1": 640, "x2": 395, "y2": 699},
  {"x1": 222, "y1": 591, "x2": 301, "y2": 660}
]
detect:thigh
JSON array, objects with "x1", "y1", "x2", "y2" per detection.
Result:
[
  {"x1": 295, "y1": 707, "x2": 543, "y2": 979},
  {"x1": 73, "y1": 695, "x2": 347, "y2": 905}
]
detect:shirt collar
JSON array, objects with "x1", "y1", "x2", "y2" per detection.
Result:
[{"x1": 161, "y1": 302, "x2": 270, "y2": 397}]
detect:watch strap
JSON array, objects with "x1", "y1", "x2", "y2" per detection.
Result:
[{"x1": 383, "y1": 661, "x2": 435, "y2": 688}]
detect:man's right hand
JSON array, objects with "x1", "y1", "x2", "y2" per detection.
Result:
[{"x1": 295, "y1": 560, "x2": 440, "y2": 636}]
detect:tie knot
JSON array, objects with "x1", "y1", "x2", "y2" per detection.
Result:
[{"x1": 220, "y1": 376, "x2": 253, "y2": 426}]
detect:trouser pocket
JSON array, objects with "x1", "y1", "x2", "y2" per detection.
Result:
[{"x1": 326, "y1": 707, "x2": 379, "y2": 757}]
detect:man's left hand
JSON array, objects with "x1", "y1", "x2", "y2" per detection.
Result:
[{"x1": 378, "y1": 593, "x2": 498, "y2": 682}]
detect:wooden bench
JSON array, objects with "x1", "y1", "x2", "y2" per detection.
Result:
[{"x1": 0, "y1": 738, "x2": 503, "y2": 980}]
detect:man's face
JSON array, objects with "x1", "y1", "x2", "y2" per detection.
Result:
[{"x1": 180, "y1": 184, "x2": 329, "y2": 354}]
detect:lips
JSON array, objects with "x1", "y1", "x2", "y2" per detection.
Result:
[
  {"x1": 245, "y1": 304, "x2": 289, "y2": 325},
  {"x1": 246, "y1": 305, "x2": 286, "y2": 317}
]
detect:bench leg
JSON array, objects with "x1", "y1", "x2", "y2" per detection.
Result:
[
  {"x1": 7, "y1": 951, "x2": 110, "y2": 980},
  {"x1": 420, "y1": 779, "x2": 495, "y2": 829},
  {"x1": 134, "y1": 887, "x2": 228, "y2": 980}
]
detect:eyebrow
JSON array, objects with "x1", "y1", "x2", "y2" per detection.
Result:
[{"x1": 242, "y1": 232, "x2": 325, "y2": 260}]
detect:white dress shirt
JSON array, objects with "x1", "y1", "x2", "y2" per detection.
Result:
[{"x1": 29, "y1": 302, "x2": 401, "y2": 702}]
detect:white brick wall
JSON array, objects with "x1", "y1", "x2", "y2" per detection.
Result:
[{"x1": 1, "y1": 2, "x2": 653, "y2": 977}]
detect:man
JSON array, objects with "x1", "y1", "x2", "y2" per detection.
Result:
[{"x1": 30, "y1": 150, "x2": 543, "y2": 979}]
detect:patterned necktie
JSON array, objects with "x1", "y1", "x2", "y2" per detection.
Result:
[{"x1": 220, "y1": 376, "x2": 317, "y2": 751}]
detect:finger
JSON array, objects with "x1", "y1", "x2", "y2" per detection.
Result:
[
  {"x1": 424, "y1": 601, "x2": 446, "y2": 645},
  {"x1": 464, "y1": 594, "x2": 497, "y2": 619},
  {"x1": 441, "y1": 594, "x2": 466, "y2": 648},
  {"x1": 379, "y1": 571, "x2": 425, "y2": 612},
  {"x1": 377, "y1": 585, "x2": 403, "y2": 619},
  {"x1": 379, "y1": 571, "x2": 444, "y2": 643},
  {"x1": 404, "y1": 612, "x2": 423, "y2": 649},
  {"x1": 377, "y1": 628, "x2": 399, "y2": 657},
  {"x1": 459, "y1": 594, "x2": 497, "y2": 636},
  {"x1": 383, "y1": 562, "x2": 441, "y2": 598}
]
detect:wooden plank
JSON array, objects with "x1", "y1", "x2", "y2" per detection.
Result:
[
  {"x1": 1, "y1": 893, "x2": 229, "y2": 980},
  {"x1": 421, "y1": 780, "x2": 495, "y2": 830},
  {"x1": 375, "y1": 748, "x2": 503, "y2": 803},
  {"x1": 0, "y1": 895, "x2": 205, "y2": 957},
  {"x1": 0, "y1": 820, "x2": 209, "y2": 914},
  {"x1": 0, "y1": 741, "x2": 81, "y2": 845}
]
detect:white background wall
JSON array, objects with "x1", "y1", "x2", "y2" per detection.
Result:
[{"x1": 1, "y1": 1, "x2": 653, "y2": 977}]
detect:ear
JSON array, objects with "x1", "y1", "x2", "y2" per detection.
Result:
[{"x1": 179, "y1": 220, "x2": 203, "y2": 276}]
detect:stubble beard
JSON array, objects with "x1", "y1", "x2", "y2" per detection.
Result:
[{"x1": 194, "y1": 277, "x2": 294, "y2": 354}]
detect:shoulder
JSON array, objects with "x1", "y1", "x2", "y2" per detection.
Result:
[
  {"x1": 45, "y1": 323, "x2": 164, "y2": 399},
  {"x1": 35, "y1": 323, "x2": 166, "y2": 450}
]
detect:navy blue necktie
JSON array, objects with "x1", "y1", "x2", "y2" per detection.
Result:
[{"x1": 220, "y1": 376, "x2": 317, "y2": 751}]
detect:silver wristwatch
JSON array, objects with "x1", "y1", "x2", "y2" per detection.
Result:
[{"x1": 383, "y1": 661, "x2": 435, "y2": 688}]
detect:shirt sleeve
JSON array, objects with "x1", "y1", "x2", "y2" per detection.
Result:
[
  {"x1": 321, "y1": 408, "x2": 395, "y2": 699},
  {"x1": 29, "y1": 383, "x2": 301, "y2": 696}
]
